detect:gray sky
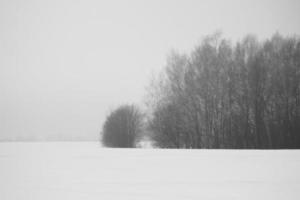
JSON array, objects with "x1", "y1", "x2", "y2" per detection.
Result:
[{"x1": 1, "y1": 0, "x2": 300, "y2": 140}]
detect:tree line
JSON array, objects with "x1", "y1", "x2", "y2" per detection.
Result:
[{"x1": 101, "y1": 33, "x2": 300, "y2": 149}]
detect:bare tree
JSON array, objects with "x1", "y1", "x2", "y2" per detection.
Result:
[{"x1": 101, "y1": 105, "x2": 143, "y2": 148}]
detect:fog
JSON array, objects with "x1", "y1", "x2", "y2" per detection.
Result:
[{"x1": 1, "y1": 0, "x2": 300, "y2": 141}]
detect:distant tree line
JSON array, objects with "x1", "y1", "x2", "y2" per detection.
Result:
[
  {"x1": 101, "y1": 33, "x2": 300, "y2": 149},
  {"x1": 146, "y1": 33, "x2": 300, "y2": 149}
]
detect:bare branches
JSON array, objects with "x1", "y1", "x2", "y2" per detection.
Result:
[
  {"x1": 146, "y1": 33, "x2": 300, "y2": 149},
  {"x1": 101, "y1": 105, "x2": 143, "y2": 148}
]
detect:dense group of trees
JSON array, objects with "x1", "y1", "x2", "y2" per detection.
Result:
[
  {"x1": 101, "y1": 105, "x2": 143, "y2": 148},
  {"x1": 146, "y1": 33, "x2": 300, "y2": 149},
  {"x1": 101, "y1": 33, "x2": 299, "y2": 149}
]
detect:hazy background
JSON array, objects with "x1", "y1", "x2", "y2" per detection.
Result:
[{"x1": 1, "y1": 0, "x2": 300, "y2": 141}]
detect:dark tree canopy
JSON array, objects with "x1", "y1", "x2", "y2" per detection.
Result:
[
  {"x1": 101, "y1": 105, "x2": 143, "y2": 148},
  {"x1": 147, "y1": 33, "x2": 300, "y2": 149}
]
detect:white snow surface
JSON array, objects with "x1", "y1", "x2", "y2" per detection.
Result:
[{"x1": 1, "y1": 142, "x2": 300, "y2": 200}]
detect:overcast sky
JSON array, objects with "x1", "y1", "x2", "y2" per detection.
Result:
[{"x1": 1, "y1": 0, "x2": 300, "y2": 140}]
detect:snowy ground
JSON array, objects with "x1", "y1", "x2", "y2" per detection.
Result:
[{"x1": 0, "y1": 142, "x2": 300, "y2": 200}]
